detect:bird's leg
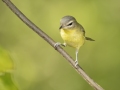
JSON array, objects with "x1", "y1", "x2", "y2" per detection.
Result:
[
  {"x1": 75, "y1": 49, "x2": 79, "y2": 67},
  {"x1": 54, "y1": 42, "x2": 66, "y2": 49}
]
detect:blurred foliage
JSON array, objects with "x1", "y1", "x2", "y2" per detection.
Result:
[
  {"x1": 0, "y1": 73, "x2": 18, "y2": 90},
  {"x1": 0, "y1": 47, "x2": 18, "y2": 90},
  {"x1": 0, "y1": 0, "x2": 120, "y2": 90},
  {"x1": 0, "y1": 47, "x2": 14, "y2": 74}
]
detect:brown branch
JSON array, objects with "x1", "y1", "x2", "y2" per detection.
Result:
[{"x1": 2, "y1": 0, "x2": 104, "y2": 90}]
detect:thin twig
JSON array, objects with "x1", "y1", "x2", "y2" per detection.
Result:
[{"x1": 2, "y1": 0, "x2": 104, "y2": 90}]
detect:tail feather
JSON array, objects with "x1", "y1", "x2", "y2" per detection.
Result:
[{"x1": 85, "y1": 37, "x2": 95, "y2": 41}]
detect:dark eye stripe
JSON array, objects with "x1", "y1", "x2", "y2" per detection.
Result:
[{"x1": 67, "y1": 22, "x2": 73, "y2": 26}]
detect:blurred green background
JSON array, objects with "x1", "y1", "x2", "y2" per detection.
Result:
[{"x1": 0, "y1": 0, "x2": 120, "y2": 90}]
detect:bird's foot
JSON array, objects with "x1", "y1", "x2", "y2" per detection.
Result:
[
  {"x1": 54, "y1": 42, "x2": 61, "y2": 49},
  {"x1": 54, "y1": 42, "x2": 66, "y2": 49},
  {"x1": 75, "y1": 60, "x2": 78, "y2": 67}
]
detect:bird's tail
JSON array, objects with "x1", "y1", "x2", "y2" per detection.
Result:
[{"x1": 85, "y1": 37, "x2": 95, "y2": 41}]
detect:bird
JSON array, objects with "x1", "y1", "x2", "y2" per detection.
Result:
[{"x1": 54, "y1": 15, "x2": 94, "y2": 67}]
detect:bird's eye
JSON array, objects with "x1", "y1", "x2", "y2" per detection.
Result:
[{"x1": 67, "y1": 22, "x2": 73, "y2": 26}]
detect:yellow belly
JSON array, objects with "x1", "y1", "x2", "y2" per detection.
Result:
[{"x1": 60, "y1": 29, "x2": 85, "y2": 50}]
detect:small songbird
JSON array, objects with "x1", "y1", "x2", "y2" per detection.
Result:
[{"x1": 54, "y1": 15, "x2": 94, "y2": 67}]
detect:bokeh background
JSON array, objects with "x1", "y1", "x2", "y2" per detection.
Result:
[{"x1": 0, "y1": 0, "x2": 120, "y2": 90}]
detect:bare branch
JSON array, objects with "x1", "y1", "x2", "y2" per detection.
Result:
[{"x1": 2, "y1": 0, "x2": 104, "y2": 90}]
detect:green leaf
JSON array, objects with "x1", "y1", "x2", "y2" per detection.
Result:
[
  {"x1": 0, "y1": 47, "x2": 14, "y2": 74},
  {"x1": 0, "y1": 47, "x2": 19, "y2": 90},
  {"x1": 0, "y1": 73, "x2": 18, "y2": 90}
]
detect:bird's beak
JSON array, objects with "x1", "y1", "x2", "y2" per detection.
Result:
[{"x1": 59, "y1": 25, "x2": 63, "y2": 29}]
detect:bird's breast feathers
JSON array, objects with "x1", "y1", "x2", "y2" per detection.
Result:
[{"x1": 60, "y1": 29, "x2": 85, "y2": 49}]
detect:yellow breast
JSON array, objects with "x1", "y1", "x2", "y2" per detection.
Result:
[{"x1": 60, "y1": 28, "x2": 85, "y2": 50}]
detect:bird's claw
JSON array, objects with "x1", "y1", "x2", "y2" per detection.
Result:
[
  {"x1": 75, "y1": 60, "x2": 78, "y2": 67},
  {"x1": 54, "y1": 42, "x2": 61, "y2": 49}
]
